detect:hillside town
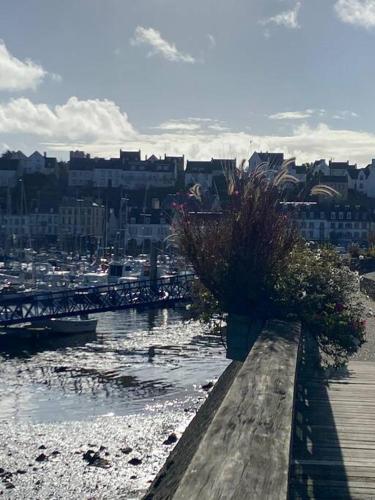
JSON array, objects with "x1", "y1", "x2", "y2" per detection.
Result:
[{"x1": 1, "y1": 148, "x2": 375, "y2": 253}]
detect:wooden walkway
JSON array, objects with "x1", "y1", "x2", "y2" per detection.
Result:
[{"x1": 289, "y1": 360, "x2": 375, "y2": 500}]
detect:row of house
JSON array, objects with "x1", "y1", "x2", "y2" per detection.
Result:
[
  {"x1": 0, "y1": 149, "x2": 235, "y2": 191},
  {"x1": 281, "y1": 202, "x2": 372, "y2": 244},
  {"x1": 249, "y1": 152, "x2": 375, "y2": 200},
  {"x1": 3, "y1": 148, "x2": 375, "y2": 200},
  {"x1": 0, "y1": 199, "x2": 171, "y2": 252}
]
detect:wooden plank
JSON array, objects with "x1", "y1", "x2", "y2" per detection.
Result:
[
  {"x1": 289, "y1": 356, "x2": 375, "y2": 499},
  {"x1": 171, "y1": 321, "x2": 301, "y2": 500}
]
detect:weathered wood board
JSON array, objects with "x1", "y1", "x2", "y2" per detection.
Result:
[{"x1": 289, "y1": 360, "x2": 375, "y2": 499}]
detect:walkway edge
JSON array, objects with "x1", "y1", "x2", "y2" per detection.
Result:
[{"x1": 144, "y1": 320, "x2": 301, "y2": 500}]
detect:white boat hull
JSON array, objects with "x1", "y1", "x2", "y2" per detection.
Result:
[{"x1": 46, "y1": 318, "x2": 98, "y2": 334}]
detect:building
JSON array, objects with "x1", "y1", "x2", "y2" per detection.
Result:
[
  {"x1": 93, "y1": 159, "x2": 124, "y2": 188},
  {"x1": 125, "y1": 209, "x2": 171, "y2": 252},
  {"x1": 282, "y1": 202, "x2": 373, "y2": 245},
  {"x1": 248, "y1": 152, "x2": 285, "y2": 174},
  {"x1": 58, "y1": 199, "x2": 105, "y2": 250},
  {"x1": 0, "y1": 209, "x2": 59, "y2": 246},
  {"x1": 185, "y1": 160, "x2": 213, "y2": 189},
  {"x1": 68, "y1": 157, "x2": 94, "y2": 187},
  {"x1": 122, "y1": 154, "x2": 178, "y2": 190},
  {"x1": 0, "y1": 159, "x2": 20, "y2": 187}
]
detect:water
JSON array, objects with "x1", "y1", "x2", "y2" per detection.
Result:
[{"x1": 0, "y1": 307, "x2": 229, "y2": 498}]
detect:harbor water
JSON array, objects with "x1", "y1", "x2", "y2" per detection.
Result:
[{"x1": 0, "y1": 307, "x2": 230, "y2": 499}]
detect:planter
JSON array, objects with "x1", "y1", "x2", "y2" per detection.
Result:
[{"x1": 226, "y1": 314, "x2": 264, "y2": 361}]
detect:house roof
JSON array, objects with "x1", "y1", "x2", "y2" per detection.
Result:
[{"x1": 120, "y1": 150, "x2": 141, "y2": 162}]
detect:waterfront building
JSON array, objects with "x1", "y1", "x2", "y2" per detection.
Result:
[
  {"x1": 282, "y1": 202, "x2": 373, "y2": 245},
  {"x1": 58, "y1": 199, "x2": 105, "y2": 250}
]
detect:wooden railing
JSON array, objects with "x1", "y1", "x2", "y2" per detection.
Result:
[{"x1": 145, "y1": 320, "x2": 301, "y2": 500}]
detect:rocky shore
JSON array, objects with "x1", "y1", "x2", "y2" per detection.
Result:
[{"x1": 0, "y1": 394, "x2": 211, "y2": 499}]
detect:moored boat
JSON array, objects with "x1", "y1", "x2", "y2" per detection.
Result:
[{"x1": 45, "y1": 317, "x2": 98, "y2": 334}]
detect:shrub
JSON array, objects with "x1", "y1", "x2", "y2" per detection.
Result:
[
  {"x1": 274, "y1": 244, "x2": 366, "y2": 367},
  {"x1": 174, "y1": 164, "x2": 366, "y2": 367},
  {"x1": 174, "y1": 166, "x2": 300, "y2": 319}
]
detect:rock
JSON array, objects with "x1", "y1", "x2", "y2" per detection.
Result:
[
  {"x1": 163, "y1": 433, "x2": 178, "y2": 445},
  {"x1": 120, "y1": 447, "x2": 133, "y2": 455},
  {"x1": 5, "y1": 483, "x2": 15, "y2": 490},
  {"x1": 51, "y1": 450, "x2": 60, "y2": 456},
  {"x1": 38, "y1": 445, "x2": 46, "y2": 450},
  {"x1": 99, "y1": 445, "x2": 107, "y2": 451},
  {"x1": 130, "y1": 475, "x2": 137, "y2": 479},
  {"x1": 83, "y1": 450, "x2": 111, "y2": 468},
  {"x1": 82, "y1": 450, "x2": 96, "y2": 463},
  {"x1": 54, "y1": 366, "x2": 68, "y2": 373},
  {"x1": 128, "y1": 458, "x2": 142, "y2": 466},
  {"x1": 92, "y1": 457, "x2": 111, "y2": 469},
  {"x1": 0, "y1": 469, "x2": 4, "y2": 475},
  {"x1": 202, "y1": 381, "x2": 214, "y2": 391},
  {"x1": 35, "y1": 453, "x2": 47, "y2": 462},
  {"x1": 16, "y1": 470, "x2": 26, "y2": 475}
]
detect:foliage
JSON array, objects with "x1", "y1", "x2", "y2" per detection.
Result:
[
  {"x1": 273, "y1": 244, "x2": 366, "y2": 367},
  {"x1": 174, "y1": 165, "x2": 300, "y2": 318},
  {"x1": 174, "y1": 164, "x2": 366, "y2": 367}
]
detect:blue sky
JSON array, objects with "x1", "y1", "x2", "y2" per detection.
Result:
[{"x1": 1, "y1": 0, "x2": 375, "y2": 164}]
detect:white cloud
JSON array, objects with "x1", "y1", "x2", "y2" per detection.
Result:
[
  {"x1": 269, "y1": 109, "x2": 315, "y2": 120},
  {"x1": 334, "y1": 0, "x2": 375, "y2": 28},
  {"x1": 156, "y1": 118, "x2": 227, "y2": 132},
  {"x1": 130, "y1": 26, "x2": 195, "y2": 63},
  {"x1": 333, "y1": 110, "x2": 360, "y2": 119},
  {"x1": 2, "y1": 96, "x2": 375, "y2": 165},
  {"x1": 260, "y1": 2, "x2": 301, "y2": 29},
  {"x1": 0, "y1": 40, "x2": 48, "y2": 91},
  {"x1": 0, "y1": 97, "x2": 135, "y2": 141},
  {"x1": 40, "y1": 121, "x2": 375, "y2": 166},
  {"x1": 157, "y1": 120, "x2": 202, "y2": 131}
]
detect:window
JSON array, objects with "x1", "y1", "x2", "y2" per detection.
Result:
[
  {"x1": 339, "y1": 212, "x2": 344, "y2": 220},
  {"x1": 331, "y1": 222, "x2": 336, "y2": 229},
  {"x1": 309, "y1": 222, "x2": 314, "y2": 229},
  {"x1": 346, "y1": 212, "x2": 351, "y2": 220},
  {"x1": 330, "y1": 212, "x2": 336, "y2": 220}
]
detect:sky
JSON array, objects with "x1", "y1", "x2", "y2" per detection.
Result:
[{"x1": 1, "y1": 0, "x2": 375, "y2": 164}]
